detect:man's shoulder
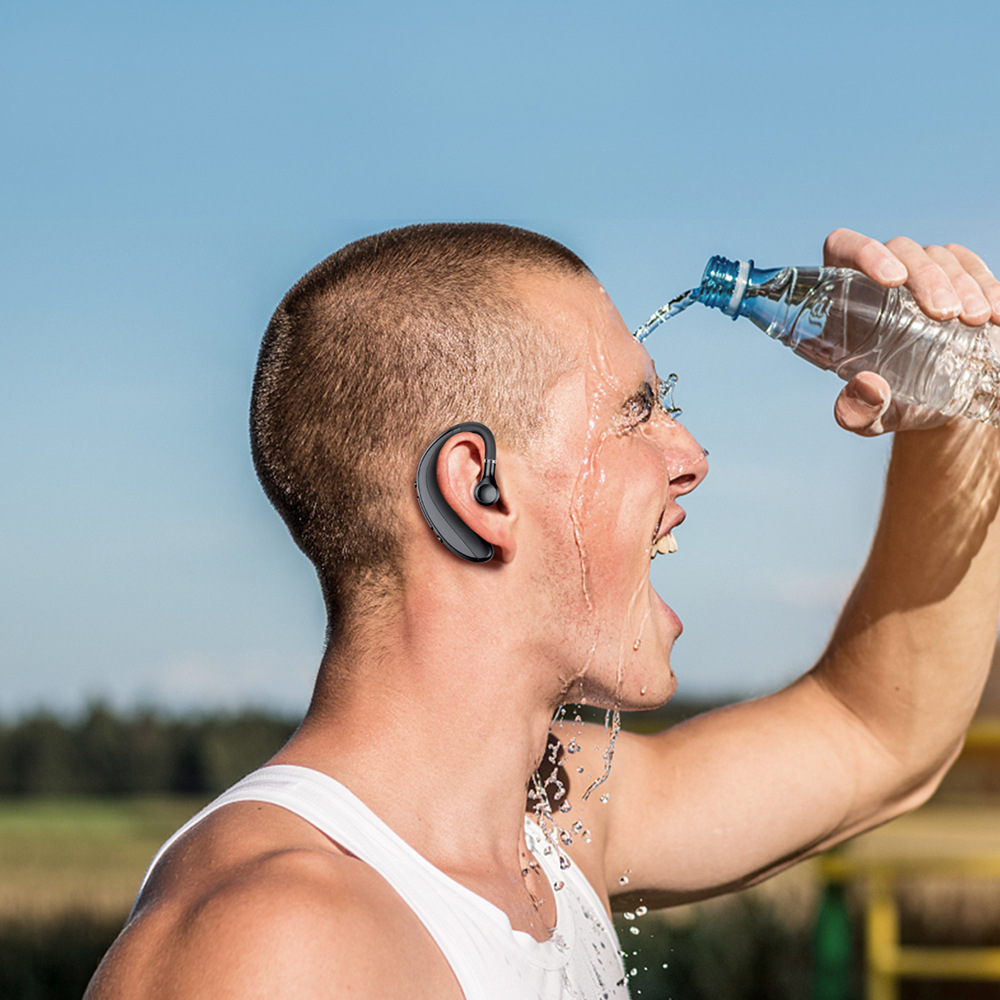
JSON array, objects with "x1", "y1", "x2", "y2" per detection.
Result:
[{"x1": 86, "y1": 801, "x2": 461, "y2": 999}]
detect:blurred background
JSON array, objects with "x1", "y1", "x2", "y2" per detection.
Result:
[{"x1": 4, "y1": 0, "x2": 1000, "y2": 996}]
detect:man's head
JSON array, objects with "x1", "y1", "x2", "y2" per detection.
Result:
[{"x1": 250, "y1": 223, "x2": 585, "y2": 640}]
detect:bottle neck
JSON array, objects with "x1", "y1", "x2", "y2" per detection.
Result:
[{"x1": 698, "y1": 256, "x2": 786, "y2": 319}]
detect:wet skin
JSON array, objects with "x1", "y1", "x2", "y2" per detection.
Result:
[{"x1": 504, "y1": 269, "x2": 708, "y2": 713}]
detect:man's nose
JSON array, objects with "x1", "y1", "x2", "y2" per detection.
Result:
[{"x1": 660, "y1": 422, "x2": 708, "y2": 497}]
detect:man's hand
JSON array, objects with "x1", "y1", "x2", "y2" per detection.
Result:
[{"x1": 822, "y1": 228, "x2": 1000, "y2": 435}]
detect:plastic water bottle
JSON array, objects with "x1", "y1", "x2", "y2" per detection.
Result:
[{"x1": 691, "y1": 256, "x2": 1000, "y2": 425}]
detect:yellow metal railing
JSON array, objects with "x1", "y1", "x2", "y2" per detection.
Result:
[
  {"x1": 962, "y1": 719, "x2": 1000, "y2": 751},
  {"x1": 821, "y1": 854, "x2": 1000, "y2": 1000},
  {"x1": 816, "y1": 723, "x2": 1000, "y2": 999}
]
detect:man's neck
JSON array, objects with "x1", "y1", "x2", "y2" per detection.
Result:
[{"x1": 272, "y1": 589, "x2": 562, "y2": 878}]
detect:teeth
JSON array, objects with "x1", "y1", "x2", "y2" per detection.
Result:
[
  {"x1": 651, "y1": 531, "x2": 678, "y2": 558},
  {"x1": 658, "y1": 532, "x2": 677, "y2": 554}
]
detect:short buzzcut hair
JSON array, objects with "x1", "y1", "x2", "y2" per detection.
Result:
[{"x1": 250, "y1": 222, "x2": 589, "y2": 638}]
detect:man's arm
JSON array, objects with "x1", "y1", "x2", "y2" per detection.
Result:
[{"x1": 582, "y1": 232, "x2": 1000, "y2": 906}]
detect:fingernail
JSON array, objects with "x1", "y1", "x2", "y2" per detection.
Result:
[
  {"x1": 879, "y1": 260, "x2": 907, "y2": 282},
  {"x1": 932, "y1": 289, "x2": 962, "y2": 316},
  {"x1": 848, "y1": 379, "x2": 885, "y2": 408},
  {"x1": 964, "y1": 295, "x2": 989, "y2": 318}
]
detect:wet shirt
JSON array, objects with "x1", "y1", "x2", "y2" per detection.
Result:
[{"x1": 137, "y1": 765, "x2": 629, "y2": 1000}]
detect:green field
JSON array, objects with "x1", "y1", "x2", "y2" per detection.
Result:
[{"x1": 0, "y1": 796, "x2": 207, "y2": 921}]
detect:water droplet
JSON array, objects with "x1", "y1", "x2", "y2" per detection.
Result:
[
  {"x1": 629, "y1": 926, "x2": 640, "y2": 936},
  {"x1": 576, "y1": 766, "x2": 584, "y2": 773},
  {"x1": 640, "y1": 685, "x2": 647, "y2": 695},
  {"x1": 559, "y1": 801, "x2": 572, "y2": 813},
  {"x1": 630, "y1": 966, "x2": 638, "y2": 975},
  {"x1": 559, "y1": 854, "x2": 571, "y2": 870},
  {"x1": 623, "y1": 911, "x2": 635, "y2": 920},
  {"x1": 572, "y1": 821, "x2": 584, "y2": 833},
  {"x1": 521, "y1": 868, "x2": 530, "y2": 877},
  {"x1": 600, "y1": 793, "x2": 609, "y2": 804},
  {"x1": 619, "y1": 873, "x2": 630, "y2": 886},
  {"x1": 632, "y1": 638, "x2": 641, "y2": 651},
  {"x1": 553, "y1": 880, "x2": 565, "y2": 891},
  {"x1": 635, "y1": 905, "x2": 647, "y2": 917}
]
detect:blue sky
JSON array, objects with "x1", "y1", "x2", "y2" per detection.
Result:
[{"x1": 4, "y1": 0, "x2": 999, "y2": 715}]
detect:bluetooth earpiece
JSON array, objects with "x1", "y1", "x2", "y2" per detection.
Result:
[{"x1": 415, "y1": 422, "x2": 499, "y2": 563}]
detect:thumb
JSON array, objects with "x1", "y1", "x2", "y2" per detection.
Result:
[{"x1": 834, "y1": 373, "x2": 892, "y2": 436}]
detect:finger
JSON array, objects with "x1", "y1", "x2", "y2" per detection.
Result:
[
  {"x1": 824, "y1": 229, "x2": 909, "y2": 284},
  {"x1": 883, "y1": 237, "x2": 963, "y2": 321},
  {"x1": 834, "y1": 375, "x2": 951, "y2": 436},
  {"x1": 925, "y1": 245, "x2": 991, "y2": 326},
  {"x1": 945, "y1": 243, "x2": 1000, "y2": 325},
  {"x1": 834, "y1": 373, "x2": 892, "y2": 436}
]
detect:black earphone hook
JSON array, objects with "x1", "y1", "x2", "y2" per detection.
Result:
[{"x1": 415, "y1": 422, "x2": 498, "y2": 563}]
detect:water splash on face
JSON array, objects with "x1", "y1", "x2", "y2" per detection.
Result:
[
  {"x1": 566, "y1": 352, "x2": 617, "y2": 695},
  {"x1": 557, "y1": 306, "x2": 678, "y2": 812},
  {"x1": 564, "y1": 322, "x2": 663, "y2": 704}
]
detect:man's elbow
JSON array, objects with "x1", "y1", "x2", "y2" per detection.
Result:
[{"x1": 876, "y1": 734, "x2": 965, "y2": 825}]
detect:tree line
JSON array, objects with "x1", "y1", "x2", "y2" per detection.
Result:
[
  {"x1": 0, "y1": 698, "x2": 727, "y2": 797},
  {"x1": 0, "y1": 704, "x2": 297, "y2": 796}
]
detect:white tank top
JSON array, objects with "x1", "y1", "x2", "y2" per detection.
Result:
[{"x1": 136, "y1": 765, "x2": 629, "y2": 1000}]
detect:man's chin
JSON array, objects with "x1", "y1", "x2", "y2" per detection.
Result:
[{"x1": 610, "y1": 660, "x2": 678, "y2": 712}]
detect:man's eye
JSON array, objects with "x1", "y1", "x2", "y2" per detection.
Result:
[
  {"x1": 623, "y1": 375, "x2": 681, "y2": 431},
  {"x1": 627, "y1": 384, "x2": 655, "y2": 425}
]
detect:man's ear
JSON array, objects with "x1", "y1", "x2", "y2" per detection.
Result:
[{"x1": 435, "y1": 432, "x2": 516, "y2": 563}]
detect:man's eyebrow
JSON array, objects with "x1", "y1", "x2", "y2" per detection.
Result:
[{"x1": 622, "y1": 379, "x2": 655, "y2": 410}]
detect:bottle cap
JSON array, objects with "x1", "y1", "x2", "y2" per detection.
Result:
[{"x1": 699, "y1": 256, "x2": 753, "y2": 319}]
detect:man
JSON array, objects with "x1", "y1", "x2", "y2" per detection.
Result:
[{"x1": 87, "y1": 224, "x2": 1000, "y2": 998}]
